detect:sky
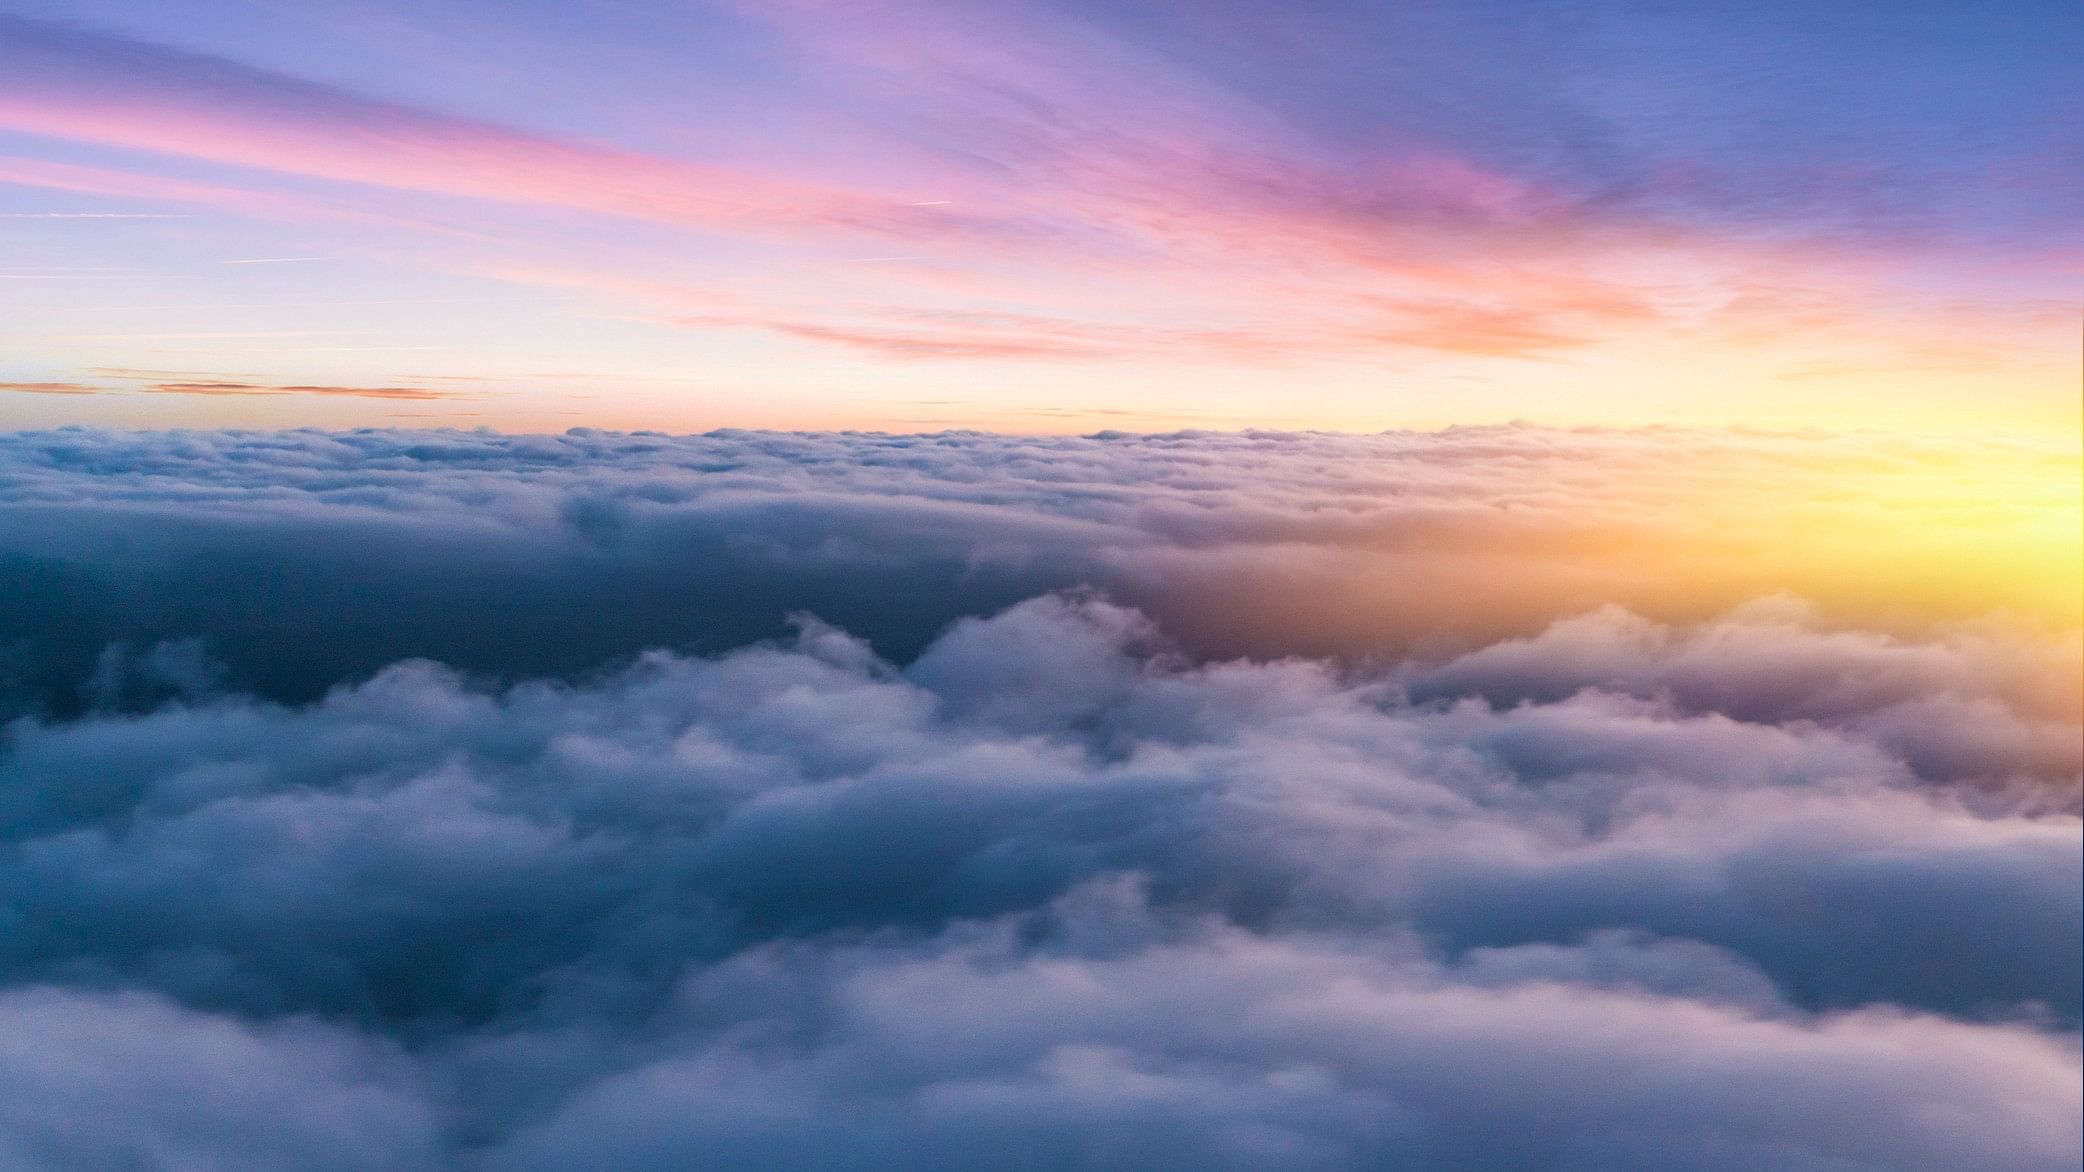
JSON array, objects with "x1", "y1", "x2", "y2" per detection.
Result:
[
  {"x1": 0, "y1": 8, "x2": 2079, "y2": 1167},
  {"x1": 0, "y1": 0, "x2": 2078, "y2": 434}
]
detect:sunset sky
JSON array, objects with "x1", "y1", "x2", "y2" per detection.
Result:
[
  {"x1": 2, "y1": 0, "x2": 2078, "y2": 434},
  {"x1": 0, "y1": 7, "x2": 2080, "y2": 1168}
]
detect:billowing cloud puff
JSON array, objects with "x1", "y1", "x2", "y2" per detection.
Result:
[
  {"x1": 0, "y1": 581, "x2": 2077, "y2": 1169},
  {"x1": 0, "y1": 988, "x2": 439, "y2": 1171}
]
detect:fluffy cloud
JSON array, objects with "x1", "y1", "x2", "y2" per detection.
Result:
[
  {"x1": 0, "y1": 988, "x2": 439, "y2": 1171},
  {"x1": 0, "y1": 427, "x2": 2075, "y2": 1167},
  {"x1": 0, "y1": 584, "x2": 2076, "y2": 1169}
]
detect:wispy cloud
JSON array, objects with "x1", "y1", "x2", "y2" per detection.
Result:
[
  {"x1": 0, "y1": 380, "x2": 102, "y2": 394},
  {"x1": 0, "y1": 1, "x2": 2072, "y2": 428},
  {"x1": 0, "y1": 210, "x2": 186, "y2": 218},
  {"x1": 0, "y1": 15, "x2": 949, "y2": 238},
  {"x1": 0, "y1": 156, "x2": 451, "y2": 230},
  {"x1": 142, "y1": 380, "x2": 464, "y2": 399}
]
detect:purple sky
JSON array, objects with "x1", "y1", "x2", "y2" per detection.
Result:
[{"x1": 0, "y1": 0, "x2": 2077, "y2": 432}]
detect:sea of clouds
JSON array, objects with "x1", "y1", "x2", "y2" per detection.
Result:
[{"x1": 0, "y1": 427, "x2": 2077, "y2": 1170}]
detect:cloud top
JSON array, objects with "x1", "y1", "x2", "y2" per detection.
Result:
[
  {"x1": 0, "y1": 592, "x2": 2076, "y2": 1169},
  {"x1": 1, "y1": 425, "x2": 2074, "y2": 713},
  {"x1": 0, "y1": 425, "x2": 2075, "y2": 1168}
]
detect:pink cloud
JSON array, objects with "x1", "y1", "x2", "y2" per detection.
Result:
[
  {"x1": 0, "y1": 381, "x2": 102, "y2": 394},
  {"x1": 0, "y1": 156, "x2": 450, "y2": 230},
  {"x1": 141, "y1": 381, "x2": 465, "y2": 400},
  {"x1": 0, "y1": 16, "x2": 934, "y2": 238}
]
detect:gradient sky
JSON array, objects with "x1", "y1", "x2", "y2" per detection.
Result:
[{"x1": 0, "y1": 0, "x2": 2077, "y2": 434}]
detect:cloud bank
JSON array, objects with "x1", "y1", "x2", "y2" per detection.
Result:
[
  {"x1": 0, "y1": 426, "x2": 2076, "y2": 1169},
  {"x1": 1, "y1": 425, "x2": 2073, "y2": 713}
]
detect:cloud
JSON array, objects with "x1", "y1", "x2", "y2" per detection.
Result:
[
  {"x1": 141, "y1": 382, "x2": 465, "y2": 400},
  {"x1": 718, "y1": 317, "x2": 1139, "y2": 362},
  {"x1": 677, "y1": 296, "x2": 1649, "y2": 364},
  {"x1": 1, "y1": 379, "x2": 469, "y2": 401},
  {"x1": 0, "y1": 382, "x2": 102, "y2": 395},
  {"x1": 0, "y1": 987, "x2": 440, "y2": 1172},
  {"x1": 0, "y1": 210, "x2": 187, "y2": 218},
  {"x1": 0, "y1": 15, "x2": 935, "y2": 239},
  {"x1": 0, "y1": 425, "x2": 2074, "y2": 1165},
  {"x1": 1353, "y1": 295, "x2": 1646, "y2": 357},
  {"x1": 0, "y1": 590, "x2": 2074, "y2": 1169},
  {"x1": 0, "y1": 156, "x2": 453, "y2": 231},
  {"x1": 1, "y1": 0, "x2": 2072, "y2": 411},
  {"x1": 678, "y1": 308, "x2": 1297, "y2": 364},
  {"x1": 3, "y1": 6, "x2": 2066, "y2": 393},
  {"x1": 0, "y1": 425, "x2": 2074, "y2": 718},
  {"x1": 487, "y1": 927, "x2": 2078, "y2": 1172}
]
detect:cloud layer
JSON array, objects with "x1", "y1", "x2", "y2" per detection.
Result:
[
  {"x1": 0, "y1": 426, "x2": 2076, "y2": 1169},
  {"x1": 2, "y1": 425, "x2": 2075, "y2": 714},
  {"x1": 0, "y1": 590, "x2": 2077, "y2": 1169}
]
